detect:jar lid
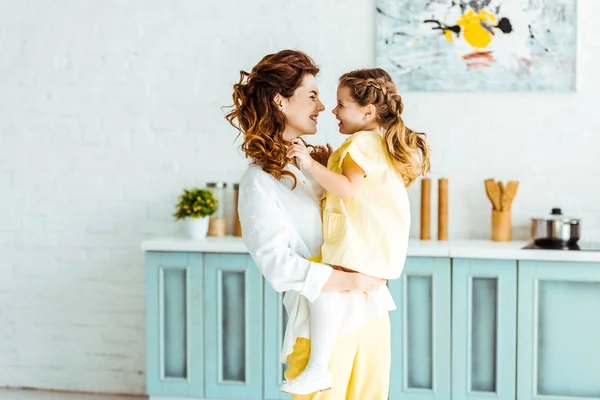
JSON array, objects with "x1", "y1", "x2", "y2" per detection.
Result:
[{"x1": 207, "y1": 182, "x2": 227, "y2": 189}]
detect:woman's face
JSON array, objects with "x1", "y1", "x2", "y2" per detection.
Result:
[{"x1": 280, "y1": 74, "x2": 325, "y2": 140}]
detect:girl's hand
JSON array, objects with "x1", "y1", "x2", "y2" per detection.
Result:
[
  {"x1": 287, "y1": 139, "x2": 314, "y2": 170},
  {"x1": 310, "y1": 144, "x2": 334, "y2": 167}
]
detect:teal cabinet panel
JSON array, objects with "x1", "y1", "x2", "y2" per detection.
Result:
[
  {"x1": 388, "y1": 257, "x2": 451, "y2": 400},
  {"x1": 452, "y1": 258, "x2": 517, "y2": 400},
  {"x1": 204, "y1": 253, "x2": 263, "y2": 399},
  {"x1": 144, "y1": 247, "x2": 600, "y2": 400},
  {"x1": 517, "y1": 261, "x2": 600, "y2": 400},
  {"x1": 146, "y1": 251, "x2": 204, "y2": 397},
  {"x1": 263, "y1": 285, "x2": 291, "y2": 400}
]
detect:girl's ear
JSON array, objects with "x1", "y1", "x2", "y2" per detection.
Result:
[{"x1": 364, "y1": 104, "x2": 377, "y2": 121}]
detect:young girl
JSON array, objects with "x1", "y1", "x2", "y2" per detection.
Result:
[{"x1": 280, "y1": 68, "x2": 431, "y2": 396}]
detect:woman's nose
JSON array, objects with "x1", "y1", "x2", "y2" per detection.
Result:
[{"x1": 316, "y1": 98, "x2": 325, "y2": 112}]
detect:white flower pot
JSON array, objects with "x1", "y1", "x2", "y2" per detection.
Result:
[{"x1": 185, "y1": 216, "x2": 209, "y2": 239}]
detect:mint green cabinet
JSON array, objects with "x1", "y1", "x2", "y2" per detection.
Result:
[
  {"x1": 517, "y1": 260, "x2": 600, "y2": 400},
  {"x1": 452, "y1": 258, "x2": 517, "y2": 400},
  {"x1": 203, "y1": 253, "x2": 263, "y2": 399},
  {"x1": 388, "y1": 257, "x2": 452, "y2": 400},
  {"x1": 145, "y1": 250, "x2": 600, "y2": 400},
  {"x1": 146, "y1": 252, "x2": 204, "y2": 397}
]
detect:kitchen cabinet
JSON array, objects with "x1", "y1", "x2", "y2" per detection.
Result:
[
  {"x1": 388, "y1": 257, "x2": 451, "y2": 400},
  {"x1": 143, "y1": 238, "x2": 600, "y2": 400},
  {"x1": 146, "y1": 252, "x2": 204, "y2": 397},
  {"x1": 203, "y1": 253, "x2": 263, "y2": 399},
  {"x1": 452, "y1": 258, "x2": 517, "y2": 400},
  {"x1": 517, "y1": 261, "x2": 600, "y2": 400}
]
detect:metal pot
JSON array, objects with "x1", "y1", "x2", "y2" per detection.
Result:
[{"x1": 531, "y1": 208, "x2": 580, "y2": 248}]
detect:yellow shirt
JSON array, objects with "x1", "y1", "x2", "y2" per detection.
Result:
[{"x1": 321, "y1": 130, "x2": 410, "y2": 279}]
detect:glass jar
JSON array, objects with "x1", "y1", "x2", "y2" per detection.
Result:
[
  {"x1": 207, "y1": 182, "x2": 227, "y2": 236},
  {"x1": 207, "y1": 182, "x2": 227, "y2": 219}
]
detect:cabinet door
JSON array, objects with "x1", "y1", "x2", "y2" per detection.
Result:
[
  {"x1": 204, "y1": 253, "x2": 263, "y2": 399},
  {"x1": 517, "y1": 261, "x2": 600, "y2": 400},
  {"x1": 387, "y1": 257, "x2": 451, "y2": 400},
  {"x1": 263, "y1": 285, "x2": 291, "y2": 400},
  {"x1": 146, "y1": 251, "x2": 204, "y2": 397},
  {"x1": 452, "y1": 258, "x2": 517, "y2": 400}
]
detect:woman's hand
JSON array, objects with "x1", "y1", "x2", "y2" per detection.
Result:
[
  {"x1": 321, "y1": 269, "x2": 386, "y2": 293},
  {"x1": 287, "y1": 139, "x2": 315, "y2": 170},
  {"x1": 352, "y1": 273, "x2": 387, "y2": 292},
  {"x1": 310, "y1": 144, "x2": 334, "y2": 167}
]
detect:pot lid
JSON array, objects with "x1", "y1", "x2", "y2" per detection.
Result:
[{"x1": 533, "y1": 208, "x2": 580, "y2": 222}]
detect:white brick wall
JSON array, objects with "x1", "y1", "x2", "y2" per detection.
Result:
[{"x1": 1, "y1": 0, "x2": 599, "y2": 395}]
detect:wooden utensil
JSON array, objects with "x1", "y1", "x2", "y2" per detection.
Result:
[
  {"x1": 498, "y1": 181, "x2": 506, "y2": 211},
  {"x1": 484, "y1": 179, "x2": 501, "y2": 211},
  {"x1": 503, "y1": 180, "x2": 519, "y2": 211}
]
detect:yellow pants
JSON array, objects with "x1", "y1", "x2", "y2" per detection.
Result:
[{"x1": 283, "y1": 314, "x2": 391, "y2": 400}]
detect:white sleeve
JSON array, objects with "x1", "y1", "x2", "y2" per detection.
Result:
[{"x1": 238, "y1": 186, "x2": 332, "y2": 302}]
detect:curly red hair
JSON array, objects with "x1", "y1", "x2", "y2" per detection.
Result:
[{"x1": 225, "y1": 50, "x2": 320, "y2": 187}]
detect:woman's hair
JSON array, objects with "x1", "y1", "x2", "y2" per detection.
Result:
[
  {"x1": 338, "y1": 68, "x2": 431, "y2": 186},
  {"x1": 225, "y1": 50, "x2": 320, "y2": 187}
]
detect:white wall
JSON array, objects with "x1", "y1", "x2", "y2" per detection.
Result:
[{"x1": 1, "y1": 0, "x2": 599, "y2": 395}]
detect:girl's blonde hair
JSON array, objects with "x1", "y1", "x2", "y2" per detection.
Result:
[{"x1": 339, "y1": 68, "x2": 430, "y2": 186}]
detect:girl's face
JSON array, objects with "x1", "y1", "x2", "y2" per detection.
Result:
[
  {"x1": 280, "y1": 74, "x2": 325, "y2": 140},
  {"x1": 332, "y1": 86, "x2": 371, "y2": 135}
]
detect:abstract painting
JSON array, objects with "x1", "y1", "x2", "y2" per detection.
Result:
[{"x1": 376, "y1": 0, "x2": 577, "y2": 91}]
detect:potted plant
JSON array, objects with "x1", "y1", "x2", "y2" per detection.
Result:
[{"x1": 173, "y1": 187, "x2": 219, "y2": 239}]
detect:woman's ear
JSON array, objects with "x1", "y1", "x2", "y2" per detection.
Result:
[
  {"x1": 363, "y1": 104, "x2": 377, "y2": 121},
  {"x1": 274, "y1": 93, "x2": 285, "y2": 112}
]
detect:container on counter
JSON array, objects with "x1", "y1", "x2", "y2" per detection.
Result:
[{"x1": 207, "y1": 182, "x2": 227, "y2": 236}]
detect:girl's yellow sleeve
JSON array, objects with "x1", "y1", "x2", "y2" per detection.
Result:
[{"x1": 338, "y1": 131, "x2": 386, "y2": 176}]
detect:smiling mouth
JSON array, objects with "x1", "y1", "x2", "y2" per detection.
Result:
[{"x1": 309, "y1": 115, "x2": 318, "y2": 122}]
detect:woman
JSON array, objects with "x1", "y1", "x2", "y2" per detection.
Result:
[{"x1": 225, "y1": 50, "x2": 392, "y2": 400}]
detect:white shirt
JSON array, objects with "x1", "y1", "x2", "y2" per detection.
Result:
[{"x1": 238, "y1": 163, "x2": 395, "y2": 363}]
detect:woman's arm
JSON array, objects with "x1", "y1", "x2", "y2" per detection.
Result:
[
  {"x1": 287, "y1": 139, "x2": 365, "y2": 200},
  {"x1": 238, "y1": 184, "x2": 382, "y2": 300},
  {"x1": 239, "y1": 186, "x2": 330, "y2": 302}
]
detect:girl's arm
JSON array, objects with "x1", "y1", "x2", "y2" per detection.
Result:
[{"x1": 287, "y1": 139, "x2": 365, "y2": 200}]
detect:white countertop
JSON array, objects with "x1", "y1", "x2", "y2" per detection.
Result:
[{"x1": 141, "y1": 236, "x2": 600, "y2": 263}]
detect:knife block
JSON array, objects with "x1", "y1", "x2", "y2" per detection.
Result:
[{"x1": 492, "y1": 210, "x2": 511, "y2": 242}]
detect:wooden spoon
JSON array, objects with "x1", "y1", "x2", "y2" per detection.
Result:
[
  {"x1": 503, "y1": 180, "x2": 519, "y2": 211},
  {"x1": 498, "y1": 181, "x2": 506, "y2": 211},
  {"x1": 484, "y1": 179, "x2": 501, "y2": 211}
]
